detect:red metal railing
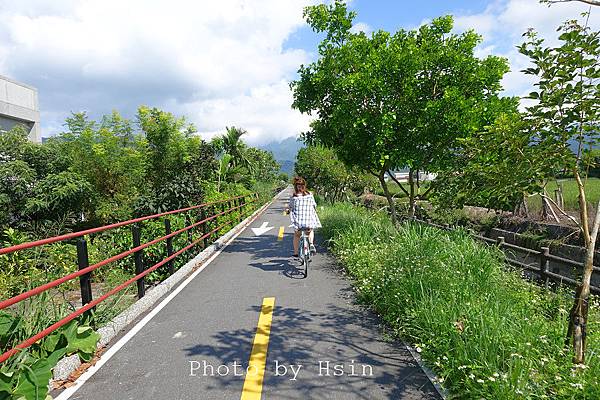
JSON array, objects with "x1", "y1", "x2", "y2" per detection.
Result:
[{"x1": 0, "y1": 193, "x2": 258, "y2": 363}]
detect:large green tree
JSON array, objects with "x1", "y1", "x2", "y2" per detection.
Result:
[
  {"x1": 245, "y1": 147, "x2": 280, "y2": 183},
  {"x1": 0, "y1": 126, "x2": 87, "y2": 227},
  {"x1": 430, "y1": 112, "x2": 552, "y2": 215},
  {"x1": 291, "y1": 1, "x2": 513, "y2": 221},
  {"x1": 137, "y1": 106, "x2": 216, "y2": 214},
  {"x1": 295, "y1": 145, "x2": 375, "y2": 203}
]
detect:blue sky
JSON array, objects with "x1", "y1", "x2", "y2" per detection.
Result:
[
  {"x1": 0, "y1": 0, "x2": 597, "y2": 144},
  {"x1": 287, "y1": 0, "x2": 490, "y2": 48}
]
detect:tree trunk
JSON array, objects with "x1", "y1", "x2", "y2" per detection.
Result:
[
  {"x1": 566, "y1": 171, "x2": 599, "y2": 364},
  {"x1": 514, "y1": 195, "x2": 529, "y2": 218},
  {"x1": 408, "y1": 168, "x2": 416, "y2": 218},
  {"x1": 378, "y1": 171, "x2": 398, "y2": 224},
  {"x1": 332, "y1": 187, "x2": 340, "y2": 204},
  {"x1": 555, "y1": 184, "x2": 565, "y2": 210}
]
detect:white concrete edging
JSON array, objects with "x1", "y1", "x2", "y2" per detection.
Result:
[{"x1": 52, "y1": 189, "x2": 285, "y2": 382}]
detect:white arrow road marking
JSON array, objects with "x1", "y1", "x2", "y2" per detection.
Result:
[{"x1": 252, "y1": 221, "x2": 274, "y2": 236}]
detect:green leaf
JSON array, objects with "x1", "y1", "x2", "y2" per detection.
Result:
[
  {"x1": 0, "y1": 312, "x2": 21, "y2": 348},
  {"x1": 13, "y1": 359, "x2": 52, "y2": 400},
  {"x1": 41, "y1": 331, "x2": 64, "y2": 355},
  {"x1": 65, "y1": 326, "x2": 99, "y2": 362},
  {"x1": 0, "y1": 371, "x2": 15, "y2": 395},
  {"x1": 46, "y1": 348, "x2": 67, "y2": 369}
]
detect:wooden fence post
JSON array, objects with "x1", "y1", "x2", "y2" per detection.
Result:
[{"x1": 540, "y1": 247, "x2": 550, "y2": 288}]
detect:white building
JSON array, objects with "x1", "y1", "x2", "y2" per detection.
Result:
[
  {"x1": 386, "y1": 171, "x2": 436, "y2": 183},
  {"x1": 0, "y1": 75, "x2": 40, "y2": 143}
]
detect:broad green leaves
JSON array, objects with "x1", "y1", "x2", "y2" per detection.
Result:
[{"x1": 0, "y1": 313, "x2": 99, "y2": 400}]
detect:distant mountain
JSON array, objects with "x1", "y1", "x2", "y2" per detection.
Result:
[
  {"x1": 260, "y1": 137, "x2": 304, "y2": 176},
  {"x1": 278, "y1": 160, "x2": 295, "y2": 176}
]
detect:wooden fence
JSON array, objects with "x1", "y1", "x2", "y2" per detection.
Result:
[{"x1": 413, "y1": 218, "x2": 600, "y2": 295}]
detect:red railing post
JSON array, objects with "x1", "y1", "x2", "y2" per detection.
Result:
[
  {"x1": 76, "y1": 238, "x2": 93, "y2": 309},
  {"x1": 185, "y1": 214, "x2": 193, "y2": 244},
  {"x1": 220, "y1": 202, "x2": 226, "y2": 227},
  {"x1": 132, "y1": 224, "x2": 145, "y2": 299},
  {"x1": 200, "y1": 207, "x2": 209, "y2": 248},
  {"x1": 164, "y1": 219, "x2": 174, "y2": 275},
  {"x1": 210, "y1": 204, "x2": 217, "y2": 242}
]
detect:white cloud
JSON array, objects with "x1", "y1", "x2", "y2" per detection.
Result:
[
  {"x1": 180, "y1": 80, "x2": 311, "y2": 145},
  {"x1": 454, "y1": 0, "x2": 600, "y2": 98},
  {"x1": 0, "y1": 0, "x2": 318, "y2": 143},
  {"x1": 350, "y1": 21, "x2": 372, "y2": 34}
]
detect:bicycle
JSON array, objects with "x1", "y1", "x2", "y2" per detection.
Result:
[{"x1": 298, "y1": 228, "x2": 312, "y2": 278}]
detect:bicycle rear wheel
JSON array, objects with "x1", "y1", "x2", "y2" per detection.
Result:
[
  {"x1": 301, "y1": 233, "x2": 309, "y2": 278},
  {"x1": 303, "y1": 253, "x2": 309, "y2": 277}
]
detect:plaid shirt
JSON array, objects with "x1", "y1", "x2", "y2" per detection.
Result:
[{"x1": 288, "y1": 193, "x2": 321, "y2": 230}]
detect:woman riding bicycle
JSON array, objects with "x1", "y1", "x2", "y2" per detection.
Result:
[{"x1": 287, "y1": 176, "x2": 321, "y2": 261}]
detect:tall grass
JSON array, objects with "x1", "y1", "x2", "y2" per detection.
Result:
[{"x1": 320, "y1": 203, "x2": 600, "y2": 399}]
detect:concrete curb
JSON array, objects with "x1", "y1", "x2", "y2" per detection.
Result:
[
  {"x1": 52, "y1": 189, "x2": 285, "y2": 382},
  {"x1": 405, "y1": 344, "x2": 449, "y2": 399}
]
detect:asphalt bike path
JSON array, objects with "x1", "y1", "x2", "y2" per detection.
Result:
[{"x1": 56, "y1": 188, "x2": 440, "y2": 400}]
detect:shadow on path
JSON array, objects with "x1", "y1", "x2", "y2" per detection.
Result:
[{"x1": 183, "y1": 302, "x2": 439, "y2": 400}]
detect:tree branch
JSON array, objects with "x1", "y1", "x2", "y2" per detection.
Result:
[
  {"x1": 544, "y1": 0, "x2": 600, "y2": 6},
  {"x1": 386, "y1": 170, "x2": 410, "y2": 197},
  {"x1": 418, "y1": 184, "x2": 435, "y2": 199},
  {"x1": 540, "y1": 193, "x2": 582, "y2": 230}
]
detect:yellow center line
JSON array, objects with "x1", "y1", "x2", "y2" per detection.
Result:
[
  {"x1": 241, "y1": 297, "x2": 275, "y2": 400},
  {"x1": 277, "y1": 226, "x2": 285, "y2": 241}
]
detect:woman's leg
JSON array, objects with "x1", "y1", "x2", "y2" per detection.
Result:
[
  {"x1": 308, "y1": 229, "x2": 314, "y2": 245},
  {"x1": 293, "y1": 230, "x2": 301, "y2": 255}
]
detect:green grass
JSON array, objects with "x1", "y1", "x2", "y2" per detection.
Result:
[
  {"x1": 320, "y1": 203, "x2": 600, "y2": 399},
  {"x1": 528, "y1": 178, "x2": 600, "y2": 214},
  {"x1": 374, "y1": 181, "x2": 431, "y2": 198}
]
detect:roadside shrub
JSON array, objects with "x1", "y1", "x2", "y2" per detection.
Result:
[{"x1": 320, "y1": 203, "x2": 600, "y2": 399}]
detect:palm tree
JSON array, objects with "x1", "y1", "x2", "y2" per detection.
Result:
[{"x1": 221, "y1": 126, "x2": 253, "y2": 171}]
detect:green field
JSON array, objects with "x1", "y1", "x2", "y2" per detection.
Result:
[
  {"x1": 374, "y1": 177, "x2": 600, "y2": 216},
  {"x1": 528, "y1": 178, "x2": 600, "y2": 214},
  {"x1": 374, "y1": 181, "x2": 430, "y2": 198}
]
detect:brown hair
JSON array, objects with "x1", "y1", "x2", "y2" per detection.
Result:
[{"x1": 293, "y1": 176, "x2": 310, "y2": 196}]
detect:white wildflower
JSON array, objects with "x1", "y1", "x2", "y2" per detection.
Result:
[{"x1": 570, "y1": 383, "x2": 583, "y2": 389}]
